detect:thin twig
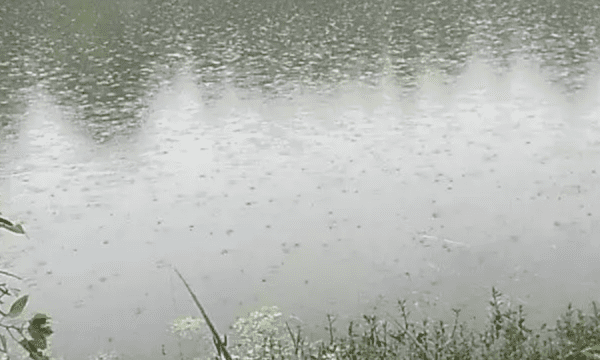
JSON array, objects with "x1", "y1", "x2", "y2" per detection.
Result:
[{"x1": 0, "y1": 271, "x2": 21, "y2": 281}]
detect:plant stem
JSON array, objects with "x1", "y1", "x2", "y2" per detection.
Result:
[{"x1": 172, "y1": 267, "x2": 233, "y2": 360}]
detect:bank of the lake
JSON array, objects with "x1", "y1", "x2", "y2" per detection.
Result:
[{"x1": 57, "y1": 288, "x2": 600, "y2": 360}]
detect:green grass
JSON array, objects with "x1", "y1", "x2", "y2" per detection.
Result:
[{"x1": 167, "y1": 286, "x2": 600, "y2": 360}]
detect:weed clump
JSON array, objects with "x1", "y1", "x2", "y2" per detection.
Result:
[{"x1": 169, "y1": 284, "x2": 600, "y2": 360}]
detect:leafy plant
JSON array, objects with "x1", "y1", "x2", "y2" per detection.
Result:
[
  {"x1": 230, "y1": 305, "x2": 295, "y2": 360},
  {"x1": 168, "y1": 285, "x2": 600, "y2": 360},
  {"x1": 170, "y1": 316, "x2": 216, "y2": 360},
  {"x1": 171, "y1": 266, "x2": 303, "y2": 360},
  {"x1": 0, "y1": 211, "x2": 53, "y2": 360}
]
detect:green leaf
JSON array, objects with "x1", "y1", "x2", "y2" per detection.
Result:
[
  {"x1": 0, "y1": 217, "x2": 13, "y2": 228},
  {"x1": 19, "y1": 339, "x2": 35, "y2": 354},
  {"x1": 29, "y1": 327, "x2": 44, "y2": 340},
  {"x1": 11, "y1": 223, "x2": 25, "y2": 234},
  {"x1": 30, "y1": 313, "x2": 50, "y2": 326},
  {"x1": 19, "y1": 339, "x2": 48, "y2": 360},
  {"x1": 0, "y1": 217, "x2": 26, "y2": 235},
  {"x1": 0, "y1": 334, "x2": 6, "y2": 352},
  {"x1": 31, "y1": 336, "x2": 47, "y2": 350},
  {"x1": 582, "y1": 345, "x2": 600, "y2": 359},
  {"x1": 29, "y1": 314, "x2": 53, "y2": 339},
  {"x1": 584, "y1": 345, "x2": 600, "y2": 352},
  {"x1": 6, "y1": 295, "x2": 29, "y2": 318}
]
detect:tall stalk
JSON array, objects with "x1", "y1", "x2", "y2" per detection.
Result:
[{"x1": 173, "y1": 267, "x2": 233, "y2": 360}]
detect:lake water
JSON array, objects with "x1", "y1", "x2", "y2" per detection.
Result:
[{"x1": 1, "y1": 1, "x2": 600, "y2": 359}]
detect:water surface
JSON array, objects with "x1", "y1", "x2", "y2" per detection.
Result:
[{"x1": 1, "y1": 1, "x2": 600, "y2": 359}]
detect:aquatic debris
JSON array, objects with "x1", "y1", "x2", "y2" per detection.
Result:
[{"x1": 415, "y1": 231, "x2": 470, "y2": 251}]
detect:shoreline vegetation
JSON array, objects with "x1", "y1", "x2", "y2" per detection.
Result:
[
  {"x1": 166, "y1": 278, "x2": 600, "y2": 360},
  {"x1": 2, "y1": 214, "x2": 600, "y2": 360}
]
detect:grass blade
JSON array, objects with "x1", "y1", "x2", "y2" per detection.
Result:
[{"x1": 173, "y1": 267, "x2": 233, "y2": 360}]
